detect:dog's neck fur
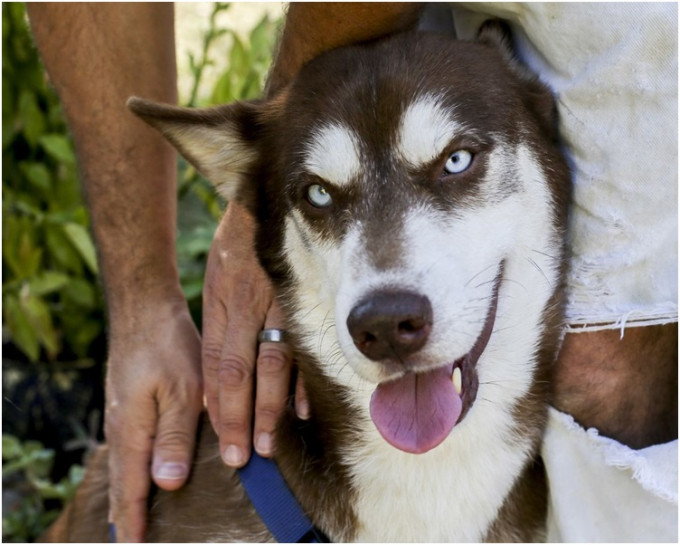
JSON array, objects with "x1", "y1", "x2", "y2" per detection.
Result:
[
  {"x1": 126, "y1": 28, "x2": 570, "y2": 543},
  {"x1": 270, "y1": 289, "x2": 560, "y2": 542},
  {"x1": 252, "y1": 30, "x2": 567, "y2": 543},
  {"x1": 272, "y1": 369, "x2": 548, "y2": 542}
]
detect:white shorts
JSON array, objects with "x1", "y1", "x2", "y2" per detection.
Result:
[
  {"x1": 542, "y1": 408, "x2": 678, "y2": 542},
  {"x1": 450, "y1": 2, "x2": 678, "y2": 333}
]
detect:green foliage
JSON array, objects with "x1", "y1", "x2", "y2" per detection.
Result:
[
  {"x1": 2, "y1": 435, "x2": 84, "y2": 542},
  {"x1": 2, "y1": 5, "x2": 280, "y2": 539},
  {"x1": 2, "y1": 2, "x2": 281, "y2": 359},
  {"x1": 176, "y1": 3, "x2": 280, "y2": 318},
  {"x1": 2, "y1": 3, "x2": 104, "y2": 362}
]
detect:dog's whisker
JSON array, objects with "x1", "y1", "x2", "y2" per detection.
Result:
[
  {"x1": 530, "y1": 248, "x2": 560, "y2": 262},
  {"x1": 464, "y1": 263, "x2": 499, "y2": 288},
  {"x1": 525, "y1": 256, "x2": 552, "y2": 288}
]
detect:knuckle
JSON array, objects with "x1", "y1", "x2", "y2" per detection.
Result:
[
  {"x1": 219, "y1": 356, "x2": 253, "y2": 386},
  {"x1": 219, "y1": 418, "x2": 248, "y2": 439},
  {"x1": 202, "y1": 343, "x2": 223, "y2": 370},
  {"x1": 155, "y1": 429, "x2": 194, "y2": 453},
  {"x1": 165, "y1": 379, "x2": 202, "y2": 407},
  {"x1": 257, "y1": 350, "x2": 290, "y2": 376},
  {"x1": 256, "y1": 403, "x2": 285, "y2": 424}
]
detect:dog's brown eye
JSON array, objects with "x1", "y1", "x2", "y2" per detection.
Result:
[
  {"x1": 443, "y1": 150, "x2": 473, "y2": 174},
  {"x1": 306, "y1": 184, "x2": 333, "y2": 208}
]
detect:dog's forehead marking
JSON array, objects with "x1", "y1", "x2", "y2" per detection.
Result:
[
  {"x1": 304, "y1": 123, "x2": 362, "y2": 187},
  {"x1": 397, "y1": 95, "x2": 462, "y2": 168}
]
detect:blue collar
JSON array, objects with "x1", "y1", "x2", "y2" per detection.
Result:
[{"x1": 237, "y1": 452, "x2": 330, "y2": 543}]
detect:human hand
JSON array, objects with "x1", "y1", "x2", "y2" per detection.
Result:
[
  {"x1": 105, "y1": 297, "x2": 203, "y2": 542},
  {"x1": 202, "y1": 202, "x2": 309, "y2": 468}
]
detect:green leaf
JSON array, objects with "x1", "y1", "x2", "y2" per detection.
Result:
[
  {"x1": 191, "y1": 179, "x2": 224, "y2": 219},
  {"x1": 32, "y1": 475, "x2": 77, "y2": 500},
  {"x1": 71, "y1": 205, "x2": 90, "y2": 225},
  {"x1": 50, "y1": 166, "x2": 81, "y2": 211},
  {"x1": 2, "y1": 215, "x2": 22, "y2": 278},
  {"x1": 12, "y1": 195, "x2": 43, "y2": 219},
  {"x1": 45, "y1": 222, "x2": 83, "y2": 275},
  {"x1": 22, "y1": 440, "x2": 47, "y2": 456},
  {"x1": 228, "y1": 34, "x2": 249, "y2": 81},
  {"x1": 2, "y1": 78, "x2": 16, "y2": 148},
  {"x1": 19, "y1": 162, "x2": 51, "y2": 194},
  {"x1": 61, "y1": 222, "x2": 99, "y2": 274},
  {"x1": 21, "y1": 292, "x2": 60, "y2": 359},
  {"x1": 61, "y1": 277, "x2": 96, "y2": 308},
  {"x1": 68, "y1": 464, "x2": 85, "y2": 486},
  {"x1": 71, "y1": 320, "x2": 102, "y2": 357},
  {"x1": 60, "y1": 309, "x2": 103, "y2": 357},
  {"x1": 176, "y1": 226, "x2": 214, "y2": 258},
  {"x1": 2, "y1": 116, "x2": 17, "y2": 149},
  {"x1": 18, "y1": 90, "x2": 46, "y2": 149},
  {"x1": 188, "y1": 51, "x2": 197, "y2": 74},
  {"x1": 16, "y1": 227, "x2": 43, "y2": 279},
  {"x1": 3, "y1": 293, "x2": 40, "y2": 361},
  {"x1": 2, "y1": 435, "x2": 23, "y2": 460},
  {"x1": 180, "y1": 278, "x2": 204, "y2": 301},
  {"x1": 239, "y1": 70, "x2": 262, "y2": 101},
  {"x1": 28, "y1": 271, "x2": 70, "y2": 296},
  {"x1": 24, "y1": 447, "x2": 55, "y2": 480},
  {"x1": 249, "y1": 15, "x2": 274, "y2": 62},
  {"x1": 210, "y1": 71, "x2": 234, "y2": 104},
  {"x1": 39, "y1": 134, "x2": 75, "y2": 165}
]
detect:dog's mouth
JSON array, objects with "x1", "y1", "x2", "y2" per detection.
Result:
[{"x1": 369, "y1": 267, "x2": 502, "y2": 454}]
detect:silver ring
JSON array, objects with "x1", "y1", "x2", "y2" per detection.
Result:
[{"x1": 257, "y1": 328, "x2": 287, "y2": 344}]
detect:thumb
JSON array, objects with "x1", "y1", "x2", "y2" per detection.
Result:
[{"x1": 151, "y1": 400, "x2": 201, "y2": 491}]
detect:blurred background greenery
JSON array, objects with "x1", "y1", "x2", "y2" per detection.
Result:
[{"x1": 2, "y1": 3, "x2": 282, "y2": 540}]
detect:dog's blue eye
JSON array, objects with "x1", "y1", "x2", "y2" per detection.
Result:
[
  {"x1": 306, "y1": 184, "x2": 333, "y2": 208},
  {"x1": 444, "y1": 150, "x2": 473, "y2": 174}
]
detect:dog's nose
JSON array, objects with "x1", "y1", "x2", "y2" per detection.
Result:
[{"x1": 347, "y1": 291, "x2": 432, "y2": 361}]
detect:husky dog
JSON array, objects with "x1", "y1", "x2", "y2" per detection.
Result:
[{"x1": 45, "y1": 25, "x2": 570, "y2": 542}]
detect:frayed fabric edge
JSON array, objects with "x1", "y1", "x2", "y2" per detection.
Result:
[
  {"x1": 549, "y1": 408, "x2": 679, "y2": 505},
  {"x1": 565, "y1": 308, "x2": 678, "y2": 338}
]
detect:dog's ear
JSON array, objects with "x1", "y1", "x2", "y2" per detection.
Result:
[
  {"x1": 476, "y1": 20, "x2": 556, "y2": 138},
  {"x1": 127, "y1": 97, "x2": 262, "y2": 201}
]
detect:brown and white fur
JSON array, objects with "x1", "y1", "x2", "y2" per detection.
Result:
[{"x1": 45, "y1": 25, "x2": 570, "y2": 542}]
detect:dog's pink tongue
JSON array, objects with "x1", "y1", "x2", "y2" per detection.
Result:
[{"x1": 369, "y1": 366, "x2": 462, "y2": 454}]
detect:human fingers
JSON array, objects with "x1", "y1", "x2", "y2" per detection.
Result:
[
  {"x1": 151, "y1": 360, "x2": 203, "y2": 491},
  {"x1": 106, "y1": 396, "x2": 155, "y2": 542},
  {"x1": 204, "y1": 203, "x2": 275, "y2": 466},
  {"x1": 151, "y1": 405, "x2": 199, "y2": 491},
  {"x1": 253, "y1": 300, "x2": 293, "y2": 457},
  {"x1": 201, "y1": 274, "x2": 228, "y2": 434},
  {"x1": 213, "y1": 265, "x2": 274, "y2": 467},
  {"x1": 295, "y1": 371, "x2": 311, "y2": 421}
]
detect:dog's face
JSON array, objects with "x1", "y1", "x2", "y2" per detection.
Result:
[{"x1": 132, "y1": 30, "x2": 569, "y2": 456}]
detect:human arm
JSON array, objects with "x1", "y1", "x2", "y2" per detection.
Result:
[
  {"x1": 27, "y1": 3, "x2": 200, "y2": 542},
  {"x1": 268, "y1": 2, "x2": 424, "y2": 95},
  {"x1": 202, "y1": 2, "x2": 425, "y2": 466}
]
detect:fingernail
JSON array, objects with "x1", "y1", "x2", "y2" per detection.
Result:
[
  {"x1": 297, "y1": 399, "x2": 311, "y2": 420},
  {"x1": 154, "y1": 462, "x2": 188, "y2": 481},
  {"x1": 223, "y1": 445, "x2": 245, "y2": 467},
  {"x1": 255, "y1": 432, "x2": 273, "y2": 456}
]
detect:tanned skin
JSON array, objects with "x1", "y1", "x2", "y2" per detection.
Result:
[
  {"x1": 267, "y1": 3, "x2": 425, "y2": 94},
  {"x1": 28, "y1": 3, "x2": 294, "y2": 542},
  {"x1": 28, "y1": 1, "x2": 676, "y2": 541},
  {"x1": 27, "y1": 3, "x2": 424, "y2": 542}
]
